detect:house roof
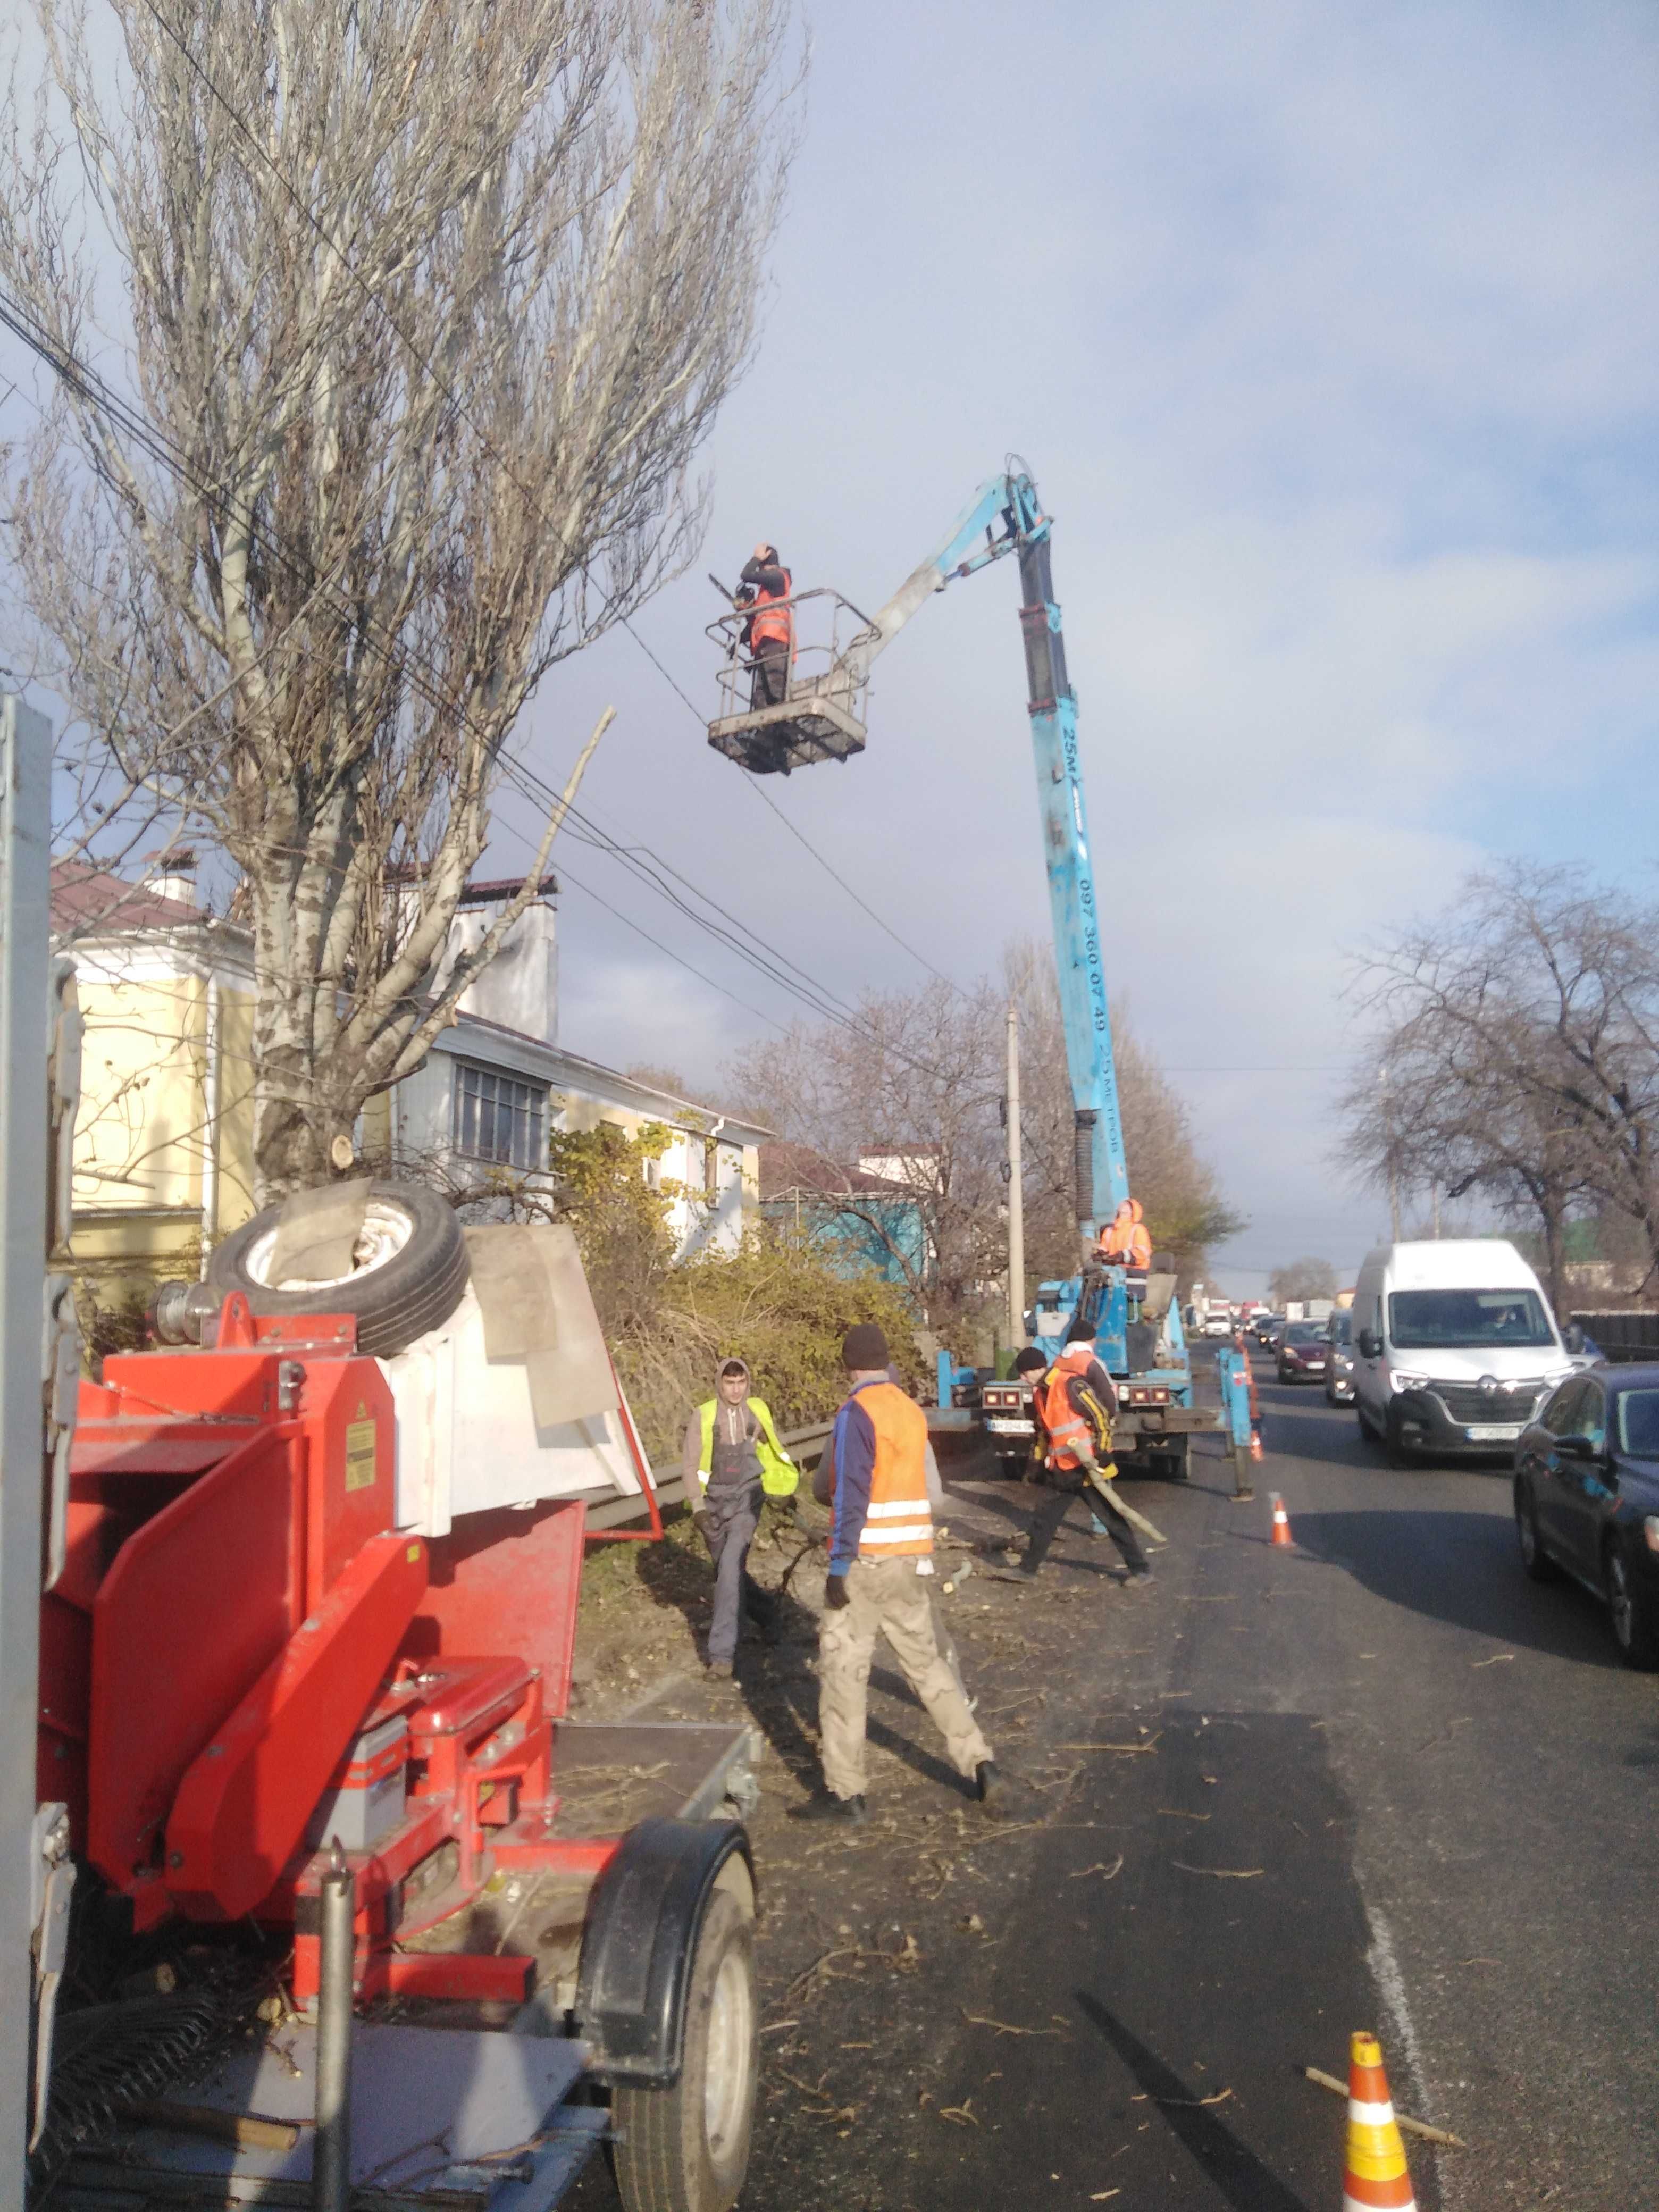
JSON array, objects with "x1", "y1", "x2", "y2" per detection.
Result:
[
  {"x1": 758, "y1": 1141, "x2": 909, "y2": 1201},
  {"x1": 49, "y1": 861, "x2": 229, "y2": 937}
]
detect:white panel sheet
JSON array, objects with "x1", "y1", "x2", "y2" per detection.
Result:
[{"x1": 383, "y1": 1284, "x2": 646, "y2": 1537}]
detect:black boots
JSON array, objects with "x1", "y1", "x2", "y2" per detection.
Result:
[{"x1": 789, "y1": 1787, "x2": 867, "y2": 1825}]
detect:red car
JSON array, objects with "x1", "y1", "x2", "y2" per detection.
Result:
[{"x1": 1277, "y1": 1321, "x2": 1329, "y2": 1384}]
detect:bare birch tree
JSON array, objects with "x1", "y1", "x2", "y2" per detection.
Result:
[{"x1": 1, "y1": 0, "x2": 798, "y2": 1194}]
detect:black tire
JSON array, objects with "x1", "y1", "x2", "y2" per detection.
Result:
[
  {"x1": 1162, "y1": 1437, "x2": 1190, "y2": 1482},
  {"x1": 613, "y1": 1885, "x2": 757, "y2": 2212},
  {"x1": 206, "y1": 1178, "x2": 468, "y2": 1359},
  {"x1": 1382, "y1": 1403, "x2": 1414, "y2": 1467},
  {"x1": 1514, "y1": 1481, "x2": 1560, "y2": 1583},
  {"x1": 1606, "y1": 1539, "x2": 1659, "y2": 1670}
]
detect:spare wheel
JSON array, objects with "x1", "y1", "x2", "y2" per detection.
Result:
[{"x1": 206, "y1": 1179, "x2": 468, "y2": 1359}]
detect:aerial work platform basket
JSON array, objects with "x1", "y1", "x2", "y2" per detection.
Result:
[{"x1": 706, "y1": 586, "x2": 875, "y2": 775}]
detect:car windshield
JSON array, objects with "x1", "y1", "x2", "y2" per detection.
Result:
[
  {"x1": 1284, "y1": 1323, "x2": 1323, "y2": 1345},
  {"x1": 1328, "y1": 1312, "x2": 1352, "y2": 1345},
  {"x1": 1618, "y1": 1390, "x2": 1659, "y2": 1457},
  {"x1": 1388, "y1": 1288, "x2": 1555, "y2": 1350}
]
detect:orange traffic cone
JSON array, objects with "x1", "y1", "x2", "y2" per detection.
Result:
[
  {"x1": 1342, "y1": 2031, "x2": 1417, "y2": 2210},
  {"x1": 1250, "y1": 1430, "x2": 1264, "y2": 1463},
  {"x1": 1269, "y1": 1492, "x2": 1294, "y2": 1546}
]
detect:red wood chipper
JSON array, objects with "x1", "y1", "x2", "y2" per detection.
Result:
[{"x1": 37, "y1": 1198, "x2": 761, "y2": 2212}]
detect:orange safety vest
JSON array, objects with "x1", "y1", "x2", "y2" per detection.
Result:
[
  {"x1": 748, "y1": 567, "x2": 793, "y2": 657},
  {"x1": 837, "y1": 1380, "x2": 932, "y2": 1557},
  {"x1": 1100, "y1": 1201, "x2": 1151, "y2": 1269},
  {"x1": 1035, "y1": 1344, "x2": 1110, "y2": 1470}
]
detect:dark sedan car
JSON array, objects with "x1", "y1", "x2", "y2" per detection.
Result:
[
  {"x1": 1276, "y1": 1321, "x2": 1328, "y2": 1384},
  {"x1": 1514, "y1": 1367, "x2": 1659, "y2": 1668}
]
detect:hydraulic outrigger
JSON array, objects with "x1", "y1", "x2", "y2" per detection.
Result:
[{"x1": 707, "y1": 467, "x2": 1255, "y2": 1491}]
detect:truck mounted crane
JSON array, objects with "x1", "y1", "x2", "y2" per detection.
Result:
[{"x1": 707, "y1": 467, "x2": 1255, "y2": 1490}]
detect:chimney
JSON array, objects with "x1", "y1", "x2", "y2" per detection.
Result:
[
  {"x1": 149, "y1": 847, "x2": 199, "y2": 908},
  {"x1": 443, "y1": 877, "x2": 559, "y2": 1045}
]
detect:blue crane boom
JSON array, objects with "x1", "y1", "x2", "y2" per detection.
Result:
[
  {"x1": 823, "y1": 470, "x2": 1127, "y2": 1252},
  {"x1": 705, "y1": 468, "x2": 1257, "y2": 1491}
]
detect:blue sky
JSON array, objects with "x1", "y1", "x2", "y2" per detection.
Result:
[
  {"x1": 11, "y1": 2, "x2": 1657, "y2": 1292},
  {"x1": 515, "y1": 0, "x2": 1659, "y2": 1292}
]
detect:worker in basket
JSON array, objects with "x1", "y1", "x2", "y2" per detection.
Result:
[
  {"x1": 735, "y1": 541, "x2": 793, "y2": 708},
  {"x1": 1097, "y1": 1196, "x2": 1152, "y2": 1272},
  {"x1": 1030, "y1": 1318, "x2": 1152, "y2": 1581},
  {"x1": 683, "y1": 1357, "x2": 799, "y2": 1677}
]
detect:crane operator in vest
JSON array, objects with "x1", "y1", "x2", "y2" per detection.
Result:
[
  {"x1": 791, "y1": 1324, "x2": 1001, "y2": 1825},
  {"x1": 1097, "y1": 1197, "x2": 1152, "y2": 1272},
  {"x1": 735, "y1": 542, "x2": 793, "y2": 709},
  {"x1": 1030, "y1": 1318, "x2": 1152, "y2": 1581}
]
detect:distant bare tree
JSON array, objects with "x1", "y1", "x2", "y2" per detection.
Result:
[
  {"x1": 1267, "y1": 1257, "x2": 1338, "y2": 1306},
  {"x1": 1343, "y1": 866, "x2": 1659, "y2": 1305},
  {"x1": 1338, "y1": 1013, "x2": 1591, "y2": 1313},
  {"x1": 729, "y1": 982, "x2": 1004, "y2": 1333},
  {"x1": 1004, "y1": 937, "x2": 1242, "y2": 1292},
  {"x1": 2, "y1": 0, "x2": 798, "y2": 1195}
]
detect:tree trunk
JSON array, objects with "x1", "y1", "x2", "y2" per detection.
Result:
[{"x1": 1540, "y1": 1192, "x2": 1566, "y2": 1321}]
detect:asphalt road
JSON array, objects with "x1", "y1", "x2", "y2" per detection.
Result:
[
  {"x1": 568, "y1": 1350, "x2": 1658, "y2": 2210},
  {"x1": 888, "y1": 1351, "x2": 1659, "y2": 2211}
]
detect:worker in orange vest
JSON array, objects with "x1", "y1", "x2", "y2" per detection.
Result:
[
  {"x1": 1032, "y1": 1317, "x2": 1151, "y2": 1580},
  {"x1": 736, "y1": 542, "x2": 793, "y2": 708},
  {"x1": 792, "y1": 1323, "x2": 999, "y2": 1824},
  {"x1": 1097, "y1": 1196, "x2": 1152, "y2": 1271}
]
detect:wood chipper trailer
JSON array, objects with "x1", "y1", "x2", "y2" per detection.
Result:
[{"x1": 35, "y1": 1271, "x2": 761, "y2": 2212}]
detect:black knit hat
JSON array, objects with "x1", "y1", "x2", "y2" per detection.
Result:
[
  {"x1": 842, "y1": 1322, "x2": 890, "y2": 1371},
  {"x1": 1013, "y1": 1346, "x2": 1048, "y2": 1373},
  {"x1": 1065, "y1": 1314, "x2": 1096, "y2": 1344}
]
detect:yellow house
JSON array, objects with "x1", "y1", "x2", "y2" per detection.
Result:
[
  {"x1": 51, "y1": 859, "x2": 258, "y2": 1305},
  {"x1": 53, "y1": 859, "x2": 770, "y2": 1313}
]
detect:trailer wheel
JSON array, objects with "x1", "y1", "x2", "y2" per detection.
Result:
[
  {"x1": 206, "y1": 1179, "x2": 468, "y2": 1358},
  {"x1": 612, "y1": 1884, "x2": 757, "y2": 2212}
]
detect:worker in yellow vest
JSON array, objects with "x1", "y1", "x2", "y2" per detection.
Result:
[
  {"x1": 792, "y1": 1324, "x2": 999, "y2": 1824},
  {"x1": 681, "y1": 1359, "x2": 798, "y2": 1677}
]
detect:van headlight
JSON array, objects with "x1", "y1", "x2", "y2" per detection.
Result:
[{"x1": 1390, "y1": 1370, "x2": 1431, "y2": 1394}]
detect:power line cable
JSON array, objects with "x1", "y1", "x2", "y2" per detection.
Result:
[
  {"x1": 0, "y1": 289, "x2": 907, "y2": 1051},
  {"x1": 0, "y1": 306, "x2": 971, "y2": 1081}
]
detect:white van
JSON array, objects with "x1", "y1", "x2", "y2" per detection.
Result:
[{"x1": 1351, "y1": 1240, "x2": 1576, "y2": 1460}]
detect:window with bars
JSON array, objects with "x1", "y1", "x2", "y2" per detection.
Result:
[{"x1": 451, "y1": 1061, "x2": 548, "y2": 1171}]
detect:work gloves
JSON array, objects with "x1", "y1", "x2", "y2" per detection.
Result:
[{"x1": 824, "y1": 1570, "x2": 852, "y2": 1611}]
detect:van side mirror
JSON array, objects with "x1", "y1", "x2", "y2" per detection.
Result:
[
  {"x1": 1357, "y1": 1329, "x2": 1382, "y2": 1360},
  {"x1": 1555, "y1": 1433, "x2": 1601, "y2": 1463}
]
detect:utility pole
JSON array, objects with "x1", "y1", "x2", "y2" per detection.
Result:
[
  {"x1": 1006, "y1": 1001, "x2": 1025, "y2": 1347},
  {"x1": 1, "y1": 696, "x2": 52, "y2": 2197},
  {"x1": 1431, "y1": 1179, "x2": 1442, "y2": 1239}
]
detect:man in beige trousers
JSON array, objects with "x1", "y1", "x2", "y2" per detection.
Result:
[{"x1": 790, "y1": 1325, "x2": 1000, "y2": 1825}]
